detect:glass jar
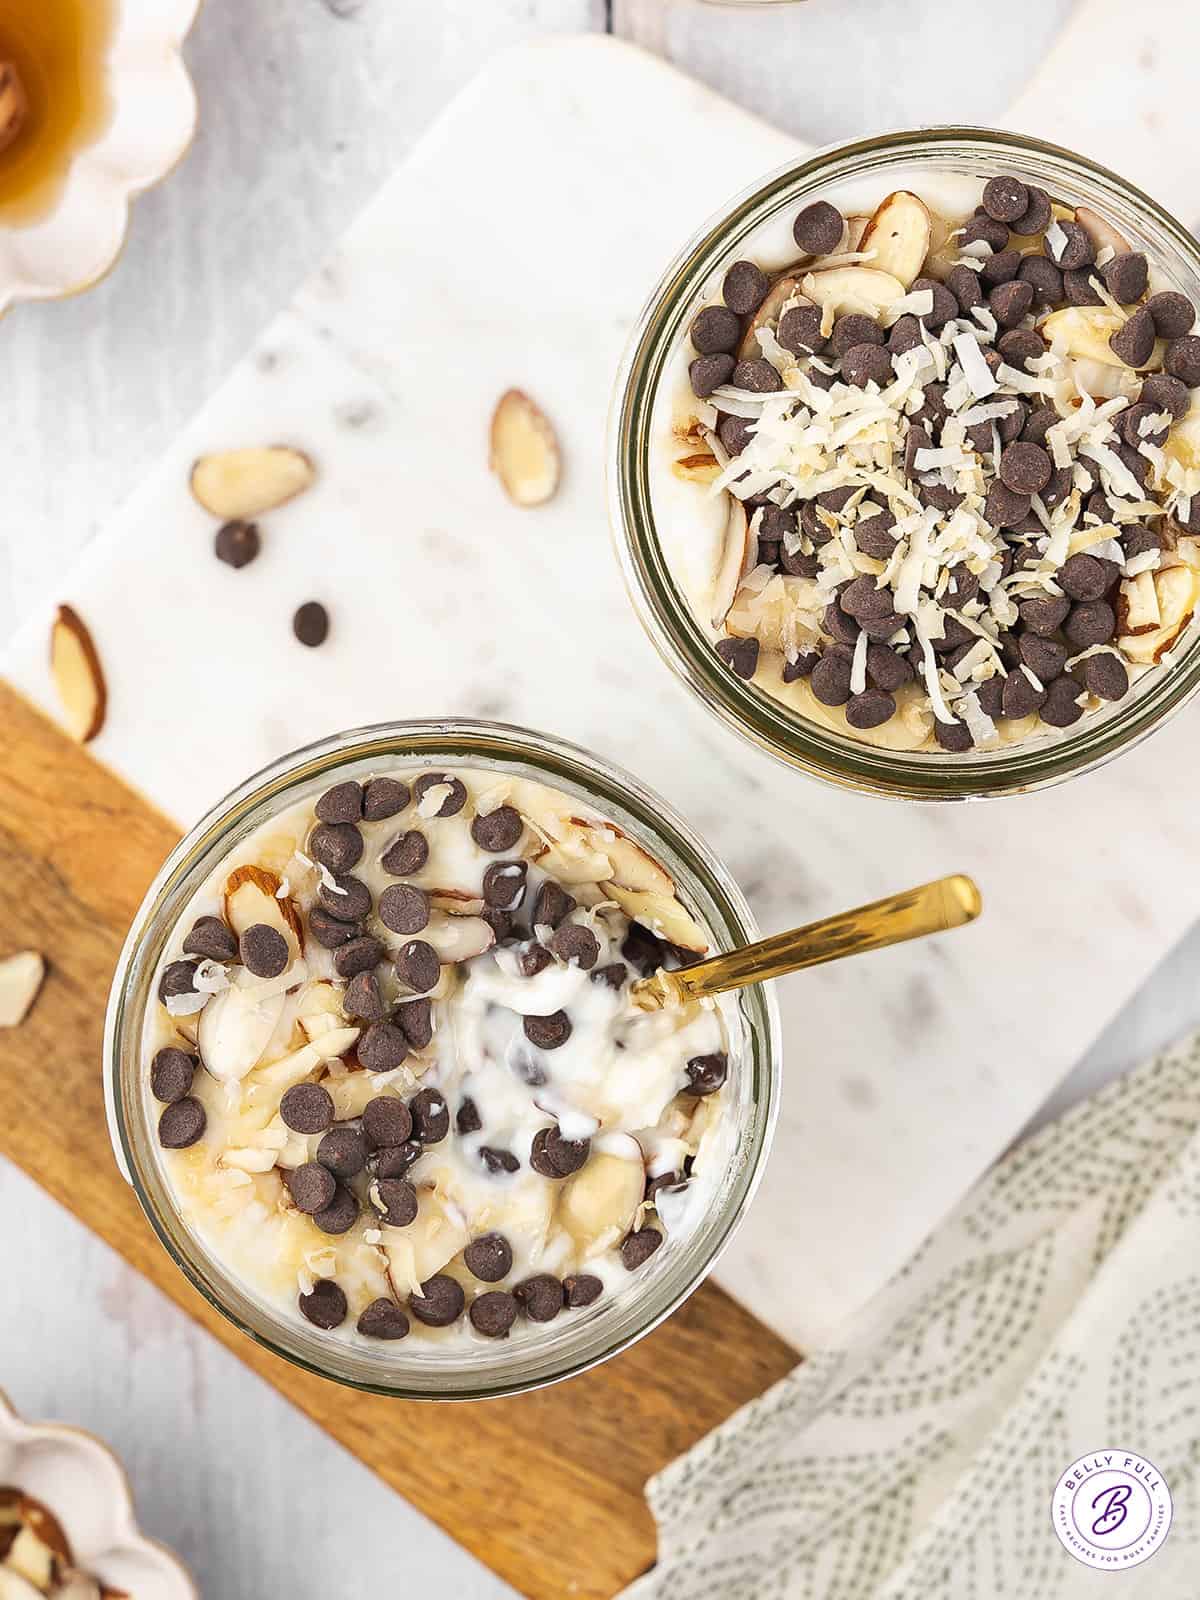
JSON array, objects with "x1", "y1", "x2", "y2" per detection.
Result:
[
  {"x1": 104, "y1": 719, "x2": 780, "y2": 1399},
  {"x1": 609, "y1": 126, "x2": 1200, "y2": 801}
]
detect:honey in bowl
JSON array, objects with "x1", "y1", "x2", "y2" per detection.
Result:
[{"x1": 0, "y1": 0, "x2": 115, "y2": 225}]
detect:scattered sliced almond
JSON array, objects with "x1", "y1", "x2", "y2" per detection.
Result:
[
  {"x1": 420, "y1": 912, "x2": 495, "y2": 964},
  {"x1": 800, "y1": 266, "x2": 907, "y2": 334},
  {"x1": 1117, "y1": 570, "x2": 1162, "y2": 635},
  {"x1": 710, "y1": 498, "x2": 751, "y2": 630},
  {"x1": 1120, "y1": 564, "x2": 1199, "y2": 663},
  {"x1": 189, "y1": 446, "x2": 315, "y2": 520},
  {"x1": 737, "y1": 270, "x2": 805, "y2": 361},
  {"x1": 197, "y1": 983, "x2": 287, "y2": 1085},
  {"x1": 1038, "y1": 305, "x2": 1128, "y2": 368},
  {"x1": 1074, "y1": 205, "x2": 1132, "y2": 261},
  {"x1": 0, "y1": 952, "x2": 44, "y2": 1028},
  {"x1": 0, "y1": 62, "x2": 27, "y2": 156},
  {"x1": 842, "y1": 214, "x2": 871, "y2": 254},
  {"x1": 671, "y1": 451, "x2": 722, "y2": 484},
  {"x1": 50, "y1": 605, "x2": 106, "y2": 744},
  {"x1": 603, "y1": 883, "x2": 709, "y2": 954},
  {"x1": 489, "y1": 389, "x2": 561, "y2": 507},
  {"x1": 223, "y1": 865, "x2": 303, "y2": 956},
  {"x1": 858, "y1": 190, "x2": 931, "y2": 289}
]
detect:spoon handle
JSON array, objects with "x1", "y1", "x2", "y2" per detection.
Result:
[{"x1": 632, "y1": 873, "x2": 982, "y2": 1011}]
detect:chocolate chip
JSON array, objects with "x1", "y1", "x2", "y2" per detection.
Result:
[
  {"x1": 985, "y1": 480, "x2": 1032, "y2": 529},
  {"x1": 997, "y1": 329, "x2": 1044, "y2": 373},
  {"x1": 593, "y1": 961, "x2": 628, "y2": 990},
  {"x1": 1010, "y1": 184, "x2": 1052, "y2": 236},
  {"x1": 982, "y1": 175, "x2": 1029, "y2": 223},
  {"x1": 357, "y1": 1298, "x2": 409, "y2": 1339},
  {"x1": 468, "y1": 806, "x2": 522, "y2": 856},
  {"x1": 548, "y1": 922, "x2": 600, "y2": 972},
  {"x1": 1042, "y1": 675, "x2": 1086, "y2": 727},
  {"x1": 480, "y1": 1146, "x2": 520, "y2": 1175},
  {"x1": 524, "y1": 1010, "x2": 572, "y2": 1051},
  {"x1": 315, "y1": 781, "x2": 363, "y2": 825},
  {"x1": 841, "y1": 343, "x2": 894, "y2": 388},
  {"x1": 946, "y1": 264, "x2": 986, "y2": 315},
  {"x1": 547, "y1": 1126, "x2": 590, "y2": 1177},
  {"x1": 287, "y1": 1162, "x2": 337, "y2": 1214},
  {"x1": 563, "y1": 1274, "x2": 603, "y2": 1309},
  {"x1": 532, "y1": 880, "x2": 576, "y2": 930},
  {"x1": 976, "y1": 677, "x2": 1005, "y2": 720},
  {"x1": 1041, "y1": 465, "x2": 1074, "y2": 510},
  {"x1": 153, "y1": 1100, "x2": 201, "y2": 1156},
  {"x1": 481, "y1": 864, "x2": 526, "y2": 920},
  {"x1": 1165, "y1": 335, "x2": 1200, "y2": 387},
  {"x1": 1019, "y1": 633, "x2": 1068, "y2": 681},
  {"x1": 314, "y1": 1183, "x2": 359, "y2": 1235},
  {"x1": 1062, "y1": 268, "x2": 1102, "y2": 307},
  {"x1": 1146, "y1": 291, "x2": 1196, "y2": 340},
  {"x1": 1139, "y1": 373, "x2": 1188, "y2": 420},
  {"x1": 334, "y1": 935, "x2": 386, "y2": 980},
  {"x1": 1046, "y1": 220, "x2": 1094, "y2": 271},
  {"x1": 379, "y1": 883, "x2": 431, "y2": 937},
  {"x1": 307, "y1": 906, "x2": 361, "y2": 948},
  {"x1": 990, "y1": 281, "x2": 1035, "y2": 330},
  {"x1": 358, "y1": 1021, "x2": 408, "y2": 1073},
  {"x1": 731, "y1": 358, "x2": 782, "y2": 393},
  {"x1": 1121, "y1": 524, "x2": 1162, "y2": 561},
  {"x1": 396, "y1": 997, "x2": 433, "y2": 1051},
  {"x1": 1002, "y1": 670, "x2": 1046, "y2": 718},
  {"x1": 934, "y1": 718, "x2": 973, "y2": 752},
  {"x1": 777, "y1": 303, "x2": 826, "y2": 356},
  {"x1": 1109, "y1": 306, "x2": 1156, "y2": 369},
  {"x1": 717, "y1": 263, "x2": 765, "y2": 319},
  {"x1": 864, "y1": 644, "x2": 912, "y2": 693},
  {"x1": 1019, "y1": 595, "x2": 1070, "y2": 636},
  {"x1": 962, "y1": 215, "x2": 1009, "y2": 252},
  {"x1": 310, "y1": 822, "x2": 363, "y2": 874},
  {"x1": 1057, "y1": 552, "x2": 1110, "y2": 602},
  {"x1": 158, "y1": 959, "x2": 198, "y2": 1004},
  {"x1": 464, "y1": 1232, "x2": 512, "y2": 1282},
  {"x1": 1018, "y1": 254, "x2": 1063, "y2": 306},
  {"x1": 686, "y1": 1052, "x2": 727, "y2": 1095},
  {"x1": 999, "y1": 441, "x2": 1051, "y2": 496},
  {"x1": 793, "y1": 199, "x2": 843, "y2": 254},
  {"x1": 518, "y1": 943, "x2": 554, "y2": 978},
  {"x1": 395, "y1": 939, "x2": 440, "y2": 994},
  {"x1": 1020, "y1": 405, "x2": 1059, "y2": 447},
  {"x1": 316, "y1": 1125, "x2": 367, "y2": 1179},
  {"x1": 362, "y1": 1095, "x2": 413, "y2": 1148},
  {"x1": 1064, "y1": 599, "x2": 1116, "y2": 649},
  {"x1": 456, "y1": 1096, "x2": 481, "y2": 1135},
  {"x1": 1083, "y1": 652, "x2": 1130, "y2": 700},
  {"x1": 845, "y1": 689, "x2": 896, "y2": 730},
  {"x1": 344, "y1": 970, "x2": 387, "y2": 1021},
  {"x1": 293, "y1": 602, "x2": 329, "y2": 648},
  {"x1": 888, "y1": 314, "x2": 923, "y2": 355},
  {"x1": 372, "y1": 1176, "x2": 417, "y2": 1226},
  {"x1": 980, "y1": 249, "x2": 1021, "y2": 289},
  {"x1": 280, "y1": 1083, "x2": 334, "y2": 1135},
  {"x1": 1097, "y1": 252, "x2": 1147, "y2": 305},
  {"x1": 362, "y1": 777, "x2": 410, "y2": 821},
  {"x1": 409, "y1": 1275, "x2": 465, "y2": 1328},
  {"x1": 831, "y1": 314, "x2": 884, "y2": 356},
  {"x1": 470, "y1": 1290, "x2": 518, "y2": 1338},
  {"x1": 839, "y1": 576, "x2": 890, "y2": 621},
  {"x1": 514, "y1": 1274, "x2": 563, "y2": 1323},
  {"x1": 299, "y1": 1279, "x2": 347, "y2": 1330},
  {"x1": 319, "y1": 874, "x2": 372, "y2": 922},
  {"x1": 715, "y1": 635, "x2": 760, "y2": 679},
  {"x1": 372, "y1": 1140, "x2": 421, "y2": 1178},
  {"x1": 912, "y1": 278, "x2": 959, "y2": 330},
  {"x1": 690, "y1": 304, "x2": 741, "y2": 355},
  {"x1": 214, "y1": 519, "x2": 260, "y2": 569},
  {"x1": 410, "y1": 1086, "x2": 449, "y2": 1143},
  {"x1": 239, "y1": 923, "x2": 289, "y2": 979},
  {"x1": 811, "y1": 650, "x2": 853, "y2": 706},
  {"x1": 381, "y1": 830, "x2": 428, "y2": 878},
  {"x1": 620, "y1": 1228, "x2": 663, "y2": 1271},
  {"x1": 183, "y1": 916, "x2": 237, "y2": 962},
  {"x1": 151, "y1": 1047, "x2": 196, "y2": 1104},
  {"x1": 412, "y1": 773, "x2": 467, "y2": 817}
]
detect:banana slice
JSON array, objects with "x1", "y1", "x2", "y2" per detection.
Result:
[
  {"x1": 383, "y1": 1190, "x2": 470, "y2": 1297},
  {"x1": 801, "y1": 267, "x2": 907, "y2": 334},
  {"x1": 711, "y1": 497, "x2": 752, "y2": 629},
  {"x1": 557, "y1": 1144, "x2": 645, "y2": 1257},
  {"x1": 858, "y1": 191, "x2": 931, "y2": 289},
  {"x1": 1120, "y1": 565, "x2": 1199, "y2": 663}
]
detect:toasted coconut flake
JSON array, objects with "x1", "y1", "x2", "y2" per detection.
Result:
[
  {"x1": 489, "y1": 389, "x2": 561, "y2": 507},
  {"x1": 50, "y1": 605, "x2": 107, "y2": 743}
]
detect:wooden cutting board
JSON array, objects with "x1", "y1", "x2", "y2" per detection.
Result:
[{"x1": 0, "y1": 682, "x2": 798, "y2": 1600}]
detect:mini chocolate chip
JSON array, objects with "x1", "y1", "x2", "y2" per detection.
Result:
[
  {"x1": 1019, "y1": 595, "x2": 1071, "y2": 636},
  {"x1": 470, "y1": 1291, "x2": 518, "y2": 1338},
  {"x1": 550, "y1": 922, "x2": 600, "y2": 971},
  {"x1": 934, "y1": 718, "x2": 973, "y2": 753},
  {"x1": 793, "y1": 200, "x2": 843, "y2": 254},
  {"x1": 1018, "y1": 254, "x2": 1063, "y2": 306},
  {"x1": 1057, "y1": 552, "x2": 1111, "y2": 602},
  {"x1": 811, "y1": 650, "x2": 853, "y2": 706},
  {"x1": 777, "y1": 303, "x2": 827, "y2": 356},
  {"x1": 514, "y1": 1274, "x2": 564, "y2": 1323},
  {"x1": 990, "y1": 279, "x2": 1034, "y2": 328},
  {"x1": 888, "y1": 314, "x2": 923, "y2": 355},
  {"x1": 731, "y1": 358, "x2": 782, "y2": 393},
  {"x1": 976, "y1": 677, "x2": 1005, "y2": 719},
  {"x1": 715, "y1": 635, "x2": 760, "y2": 678},
  {"x1": 395, "y1": 939, "x2": 440, "y2": 994},
  {"x1": 594, "y1": 961, "x2": 628, "y2": 990},
  {"x1": 1100, "y1": 252, "x2": 1148, "y2": 305},
  {"x1": 532, "y1": 880, "x2": 576, "y2": 930},
  {"x1": 381, "y1": 829, "x2": 429, "y2": 877},
  {"x1": 239, "y1": 923, "x2": 289, "y2": 979},
  {"x1": 316, "y1": 1125, "x2": 367, "y2": 1179},
  {"x1": 280, "y1": 1083, "x2": 335, "y2": 1136},
  {"x1": 313, "y1": 1183, "x2": 359, "y2": 1236},
  {"x1": 1021, "y1": 405, "x2": 1059, "y2": 447},
  {"x1": 480, "y1": 1145, "x2": 520, "y2": 1174},
  {"x1": 982, "y1": 175, "x2": 1029, "y2": 223},
  {"x1": 1146, "y1": 291, "x2": 1196, "y2": 340},
  {"x1": 946, "y1": 567, "x2": 980, "y2": 607},
  {"x1": 362, "y1": 1095, "x2": 413, "y2": 1148},
  {"x1": 151, "y1": 1047, "x2": 196, "y2": 1104},
  {"x1": 840, "y1": 576, "x2": 893, "y2": 620},
  {"x1": 310, "y1": 822, "x2": 364, "y2": 874},
  {"x1": 406, "y1": 774, "x2": 466, "y2": 820},
  {"x1": 344, "y1": 970, "x2": 387, "y2": 1022},
  {"x1": 854, "y1": 512, "x2": 898, "y2": 560},
  {"x1": 946, "y1": 264, "x2": 986, "y2": 314},
  {"x1": 464, "y1": 1232, "x2": 512, "y2": 1282},
  {"x1": 544, "y1": 1127, "x2": 590, "y2": 1177},
  {"x1": 1109, "y1": 306, "x2": 1156, "y2": 369},
  {"x1": 999, "y1": 441, "x2": 1051, "y2": 496},
  {"x1": 980, "y1": 249, "x2": 1021, "y2": 289},
  {"x1": 1041, "y1": 465, "x2": 1074, "y2": 509},
  {"x1": 1002, "y1": 670, "x2": 1047, "y2": 718},
  {"x1": 456, "y1": 1096, "x2": 482, "y2": 1135},
  {"x1": 1010, "y1": 184, "x2": 1052, "y2": 236},
  {"x1": 315, "y1": 781, "x2": 363, "y2": 825},
  {"x1": 912, "y1": 277, "x2": 958, "y2": 329},
  {"x1": 984, "y1": 481, "x2": 1032, "y2": 529},
  {"x1": 524, "y1": 1010, "x2": 572, "y2": 1051},
  {"x1": 1083, "y1": 652, "x2": 1130, "y2": 701},
  {"x1": 686, "y1": 1052, "x2": 727, "y2": 1095},
  {"x1": 823, "y1": 599, "x2": 861, "y2": 647},
  {"x1": 358, "y1": 1022, "x2": 408, "y2": 1073},
  {"x1": 373, "y1": 1140, "x2": 422, "y2": 1179},
  {"x1": 410, "y1": 1086, "x2": 449, "y2": 1143},
  {"x1": 962, "y1": 214, "x2": 1009, "y2": 252},
  {"x1": 519, "y1": 943, "x2": 554, "y2": 978},
  {"x1": 831, "y1": 313, "x2": 884, "y2": 356},
  {"x1": 934, "y1": 615, "x2": 975, "y2": 655},
  {"x1": 357, "y1": 1298, "x2": 409, "y2": 1339},
  {"x1": 409, "y1": 1275, "x2": 465, "y2": 1328},
  {"x1": 1165, "y1": 334, "x2": 1200, "y2": 387},
  {"x1": 1041, "y1": 675, "x2": 1085, "y2": 728},
  {"x1": 1063, "y1": 268, "x2": 1103, "y2": 307},
  {"x1": 841, "y1": 343, "x2": 894, "y2": 388},
  {"x1": 470, "y1": 805, "x2": 523, "y2": 854},
  {"x1": 287, "y1": 1162, "x2": 338, "y2": 1214},
  {"x1": 158, "y1": 959, "x2": 198, "y2": 1003},
  {"x1": 845, "y1": 688, "x2": 896, "y2": 730},
  {"x1": 293, "y1": 602, "x2": 329, "y2": 648},
  {"x1": 1046, "y1": 220, "x2": 1094, "y2": 271},
  {"x1": 865, "y1": 644, "x2": 913, "y2": 692},
  {"x1": 372, "y1": 1176, "x2": 418, "y2": 1227},
  {"x1": 998, "y1": 329, "x2": 1044, "y2": 373},
  {"x1": 723, "y1": 259, "x2": 769, "y2": 316},
  {"x1": 319, "y1": 874, "x2": 372, "y2": 923},
  {"x1": 395, "y1": 997, "x2": 433, "y2": 1051},
  {"x1": 1064, "y1": 599, "x2": 1116, "y2": 649},
  {"x1": 334, "y1": 935, "x2": 386, "y2": 980},
  {"x1": 183, "y1": 916, "x2": 237, "y2": 962},
  {"x1": 620, "y1": 1228, "x2": 663, "y2": 1271},
  {"x1": 481, "y1": 861, "x2": 527, "y2": 914},
  {"x1": 690, "y1": 304, "x2": 741, "y2": 355},
  {"x1": 214, "y1": 519, "x2": 260, "y2": 569},
  {"x1": 307, "y1": 906, "x2": 362, "y2": 948},
  {"x1": 379, "y1": 883, "x2": 431, "y2": 936},
  {"x1": 362, "y1": 777, "x2": 410, "y2": 821},
  {"x1": 1139, "y1": 374, "x2": 1189, "y2": 420},
  {"x1": 564, "y1": 1274, "x2": 603, "y2": 1308},
  {"x1": 1019, "y1": 633, "x2": 1068, "y2": 680},
  {"x1": 299, "y1": 1279, "x2": 347, "y2": 1330},
  {"x1": 1115, "y1": 442, "x2": 1151, "y2": 487},
  {"x1": 1121, "y1": 524, "x2": 1162, "y2": 561}
]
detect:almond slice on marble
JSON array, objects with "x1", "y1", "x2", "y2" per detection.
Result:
[
  {"x1": 858, "y1": 190, "x2": 931, "y2": 289},
  {"x1": 50, "y1": 605, "x2": 106, "y2": 744},
  {"x1": 0, "y1": 951, "x2": 45, "y2": 1028},
  {"x1": 489, "y1": 389, "x2": 561, "y2": 507},
  {"x1": 189, "y1": 447, "x2": 315, "y2": 519},
  {"x1": 223, "y1": 865, "x2": 304, "y2": 956}
]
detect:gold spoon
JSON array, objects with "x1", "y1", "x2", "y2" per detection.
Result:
[{"x1": 631, "y1": 873, "x2": 982, "y2": 1011}]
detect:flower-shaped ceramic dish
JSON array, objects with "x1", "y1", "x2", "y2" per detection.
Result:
[
  {"x1": 0, "y1": 0, "x2": 200, "y2": 316},
  {"x1": 0, "y1": 1392, "x2": 195, "y2": 1599}
]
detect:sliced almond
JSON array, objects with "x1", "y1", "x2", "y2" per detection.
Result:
[
  {"x1": 383, "y1": 1189, "x2": 470, "y2": 1297},
  {"x1": 594, "y1": 832, "x2": 675, "y2": 897},
  {"x1": 190, "y1": 446, "x2": 315, "y2": 520},
  {"x1": 489, "y1": 389, "x2": 561, "y2": 507},
  {"x1": 0, "y1": 951, "x2": 45, "y2": 1028},
  {"x1": 223, "y1": 865, "x2": 303, "y2": 957},
  {"x1": 1074, "y1": 205, "x2": 1133, "y2": 261},
  {"x1": 0, "y1": 1568, "x2": 46, "y2": 1600},
  {"x1": 800, "y1": 267, "x2": 907, "y2": 335},
  {"x1": 603, "y1": 883, "x2": 709, "y2": 954},
  {"x1": 197, "y1": 984, "x2": 287, "y2": 1085},
  {"x1": 428, "y1": 888, "x2": 485, "y2": 915},
  {"x1": 710, "y1": 497, "x2": 751, "y2": 629},
  {"x1": 672, "y1": 451, "x2": 722, "y2": 484},
  {"x1": 557, "y1": 1144, "x2": 644, "y2": 1256},
  {"x1": 6, "y1": 1526, "x2": 54, "y2": 1589},
  {"x1": 842, "y1": 214, "x2": 871, "y2": 254},
  {"x1": 922, "y1": 210, "x2": 970, "y2": 282},
  {"x1": 421, "y1": 912, "x2": 494, "y2": 964},
  {"x1": 737, "y1": 270, "x2": 805, "y2": 361},
  {"x1": 50, "y1": 605, "x2": 107, "y2": 743},
  {"x1": 1163, "y1": 400, "x2": 1200, "y2": 474},
  {"x1": 1120, "y1": 564, "x2": 1199, "y2": 663},
  {"x1": 858, "y1": 191, "x2": 931, "y2": 289},
  {"x1": 1117, "y1": 570, "x2": 1163, "y2": 635},
  {"x1": 1038, "y1": 306, "x2": 1128, "y2": 368}
]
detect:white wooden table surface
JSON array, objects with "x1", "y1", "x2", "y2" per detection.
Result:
[{"x1": 4, "y1": 3, "x2": 1200, "y2": 1595}]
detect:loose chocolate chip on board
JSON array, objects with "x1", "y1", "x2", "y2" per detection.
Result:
[
  {"x1": 1041, "y1": 676, "x2": 1086, "y2": 727},
  {"x1": 990, "y1": 279, "x2": 1035, "y2": 328},
  {"x1": 982, "y1": 175, "x2": 1029, "y2": 223},
  {"x1": 413, "y1": 772, "x2": 468, "y2": 817},
  {"x1": 1084, "y1": 652, "x2": 1130, "y2": 701},
  {"x1": 280, "y1": 1083, "x2": 335, "y2": 1135},
  {"x1": 831, "y1": 314, "x2": 885, "y2": 356},
  {"x1": 287, "y1": 1162, "x2": 338, "y2": 1215},
  {"x1": 362, "y1": 777, "x2": 410, "y2": 822},
  {"x1": 550, "y1": 922, "x2": 601, "y2": 971},
  {"x1": 524, "y1": 1009, "x2": 572, "y2": 1051},
  {"x1": 946, "y1": 265, "x2": 986, "y2": 315},
  {"x1": 410, "y1": 1086, "x2": 450, "y2": 1143},
  {"x1": 1109, "y1": 306, "x2": 1157, "y2": 369},
  {"x1": 334, "y1": 935, "x2": 386, "y2": 980},
  {"x1": 396, "y1": 996, "x2": 434, "y2": 1050},
  {"x1": 999, "y1": 441, "x2": 1052, "y2": 496},
  {"x1": 518, "y1": 943, "x2": 554, "y2": 978},
  {"x1": 239, "y1": 923, "x2": 289, "y2": 979},
  {"x1": 722, "y1": 260, "x2": 769, "y2": 316},
  {"x1": 961, "y1": 214, "x2": 1009, "y2": 252},
  {"x1": 151, "y1": 1047, "x2": 196, "y2": 1104},
  {"x1": 395, "y1": 939, "x2": 441, "y2": 994},
  {"x1": 409, "y1": 1275, "x2": 466, "y2": 1328},
  {"x1": 715, "y1": 635, "x2": 760, "y2": 679},
  {"x1": 1063, "y1": 268, "x2": 1103, "y2": 308},
  {"x1": 464, "y1": 1232, "x2": 513, "y2": 1282},
  {"x1": 183, "y1": 916, "x2": 237, "y2": 962},
  {"x1": 564, "y1": 1274, "x2": 604, "y2": 1309},
  {"x1": 470, "y1": 805, "x2": 524, "y2": 854},
  {"x1": 1139, "y1": 374, "x2": 1189, "y2": 420},
  {"x1": 1165, "y1": 335, "x2": 1200, "y2": 387},
  {"x1": 456, "y1": 1096, "x2": 482, "y2": 1135},
  {"x1": 515, "y1": 1274, "x2": 564, "y2": 1323},
  {"x1": 372, "y1": 1177, "x2": 418, "y2": 1227},
  {"x1": 621, "y1": 1228, "x2": 663, "y2": 1271},
  {"x1": 319, "y1": 874, "x2": 372, "y2": 922},
  {"x1": 343, "y1": 971, "x2": 386, "y2": 1023},
  {"x1": 358, "y1": 1021, "x2": 408, "y2": 1073},
  {"x1": 1146, "y1": 291, "x2": 1196, "y2": 340},
  {"x1": 777, "y1": 303, "x2": 827, "y2": 356},
  {"x1": 532, "y1": 880, "x2": 577, "y2": 930},
  {"x1": 1019, "y1": 595, "x2": 1071, "y2": 636},
  {"x1": 1002, "y1": 670, "x2": 1047, "y2": 719},
  {"x1": 888, "y1": 314, "x2": 923, "y2": 355},
  {"x1": 293, "y1": 602, "x2": 329, "y2": 648},
  {"x1": 1064, "y1": 599, "x2": 1117, "y2": 649},
  {"x1": 373, "y1": 1140, "x2": 422, "y2": 1178},
  {"x1": 314, "y1": 1183, "x2": 359, "y2": 1236},
  {"x1": 686, "y1": 1052, "x2": 728, "y2": 1095},
  {"x1": 811, "y1": 650, "x2": 853, "y2": 707},
  {"x1": 934, "y1": 719, "x2": 973, "y2": 753},
  {"x1": 317, "y1": 1126, "x2": 367, "y2": 1179},
  {"x1": 357, "y1": 1298, "x2": 410, "y2": 1339},
  {"x1": 1019, "y1": 633, "x2": 1068, "y2": 680},
  {"x1": 307, "y1": 906, "x2": 361, "y2": 949},
  {"x1": 1045, "y1": 220, "x2": 1094, "y2": 271},
  {"x1": 845, "y1": 689, "x2": 896, "y2": 730},
  {"x1": 690, "y1": 304, "x2": 741, "y2": 355},
  {"x1": 1017, "y1": 253, "x2": 1063, "y2": 306},
  {"x1": 214, "y1": 519, "x2": 261, "y2": 569},
  {"x1": 793, "y1": 199, "x2": 843, "y2": 254},
  {"x1": 980, "y1": 249, "x2": 1021, "y2": 290},
  {"x1": 310, "y1": 821, "x2": 364, "y2": 874},
  {"x1": 299, "y1": 1279, "x2": 347, "y2": 1331},
  {"x1": 362, "y1": 1094, "x2": 413, "y2": 1148},
  {"x1": 315, "y1": 781, "x2": 364, "y2": 825},
  {"x1": 1010, "y1": 183, "x2": 1052, "y2": 237},
  {"x1": 470, "y1": 1291, "x2": 519, "y2": 1338},
  {"x1": 841, "y1": 344, "x2": 894, "y2": 388},
  {"x1": 158, "y1": 959, "x2": 199, "y2": 1004},
  {"x1": 379, "y1": 883, "x2": 431, "y2": 936},
  {"x1": 1101, "y1": 252, "x2": 1149, "y2": 305}
]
